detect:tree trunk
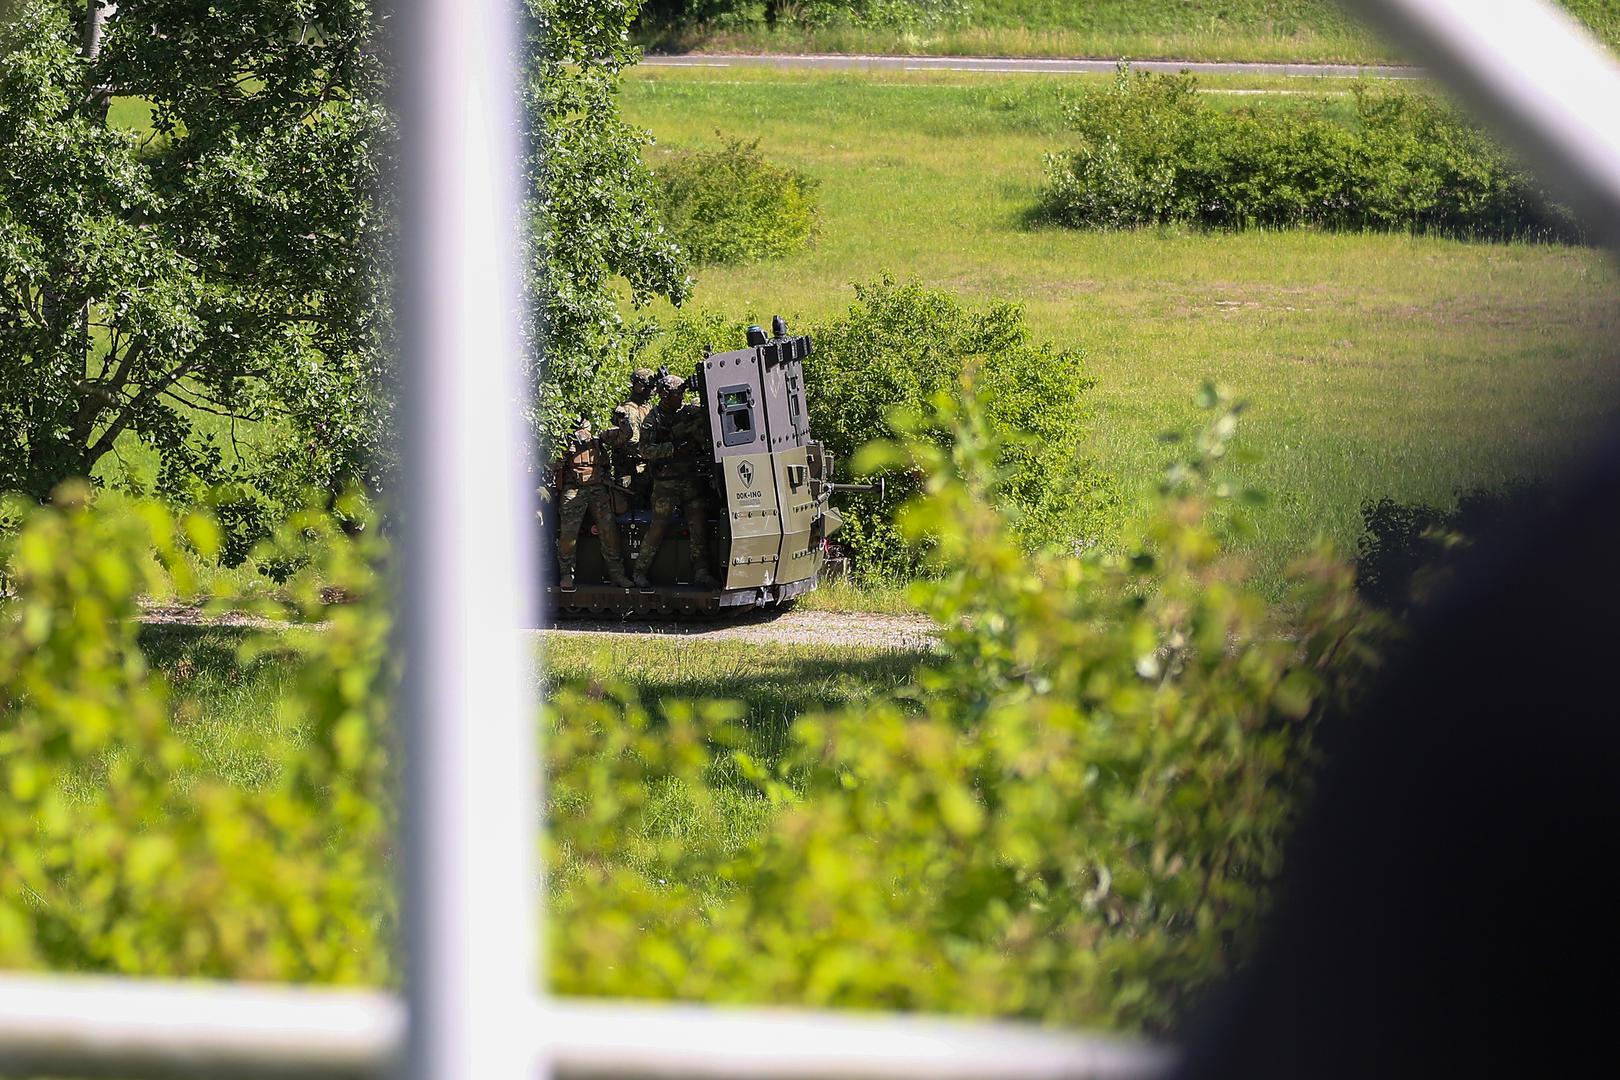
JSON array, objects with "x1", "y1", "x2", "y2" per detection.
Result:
[{"x1": 82, "y1": 1, "x2": 112, "y2": 61}]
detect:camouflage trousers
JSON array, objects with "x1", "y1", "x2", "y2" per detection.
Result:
[
  {"x1": 637, "y1": 475, "x2": 711, "y2": 577},
  {"x1": 556, "y1": 484, "x2": 627, "y2": 579}
]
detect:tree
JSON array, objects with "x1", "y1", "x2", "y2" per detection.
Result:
[
  {"x1": 0, "y1": 1, "x2": 391, "y2": 541},
  {"x1": 0, "y1": 0, "x2": 688, "y2": 541},
  {"x1": 523, "y1": 0, "x2": 690, "y2": 440}
]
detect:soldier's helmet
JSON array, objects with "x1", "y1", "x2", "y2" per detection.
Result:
[
  {"x1": 657, "y1": 373, "x2": 686, "y2": 397},
  {"x1": 629, "y1": 367, "x2": 656, "y2": 391}
]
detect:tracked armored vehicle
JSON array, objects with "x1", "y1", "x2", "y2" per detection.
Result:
[{"x1": 543, "y1": 320, "x2": 876, "y2": 617}]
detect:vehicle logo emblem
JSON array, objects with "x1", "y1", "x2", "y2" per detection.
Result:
[{"x1": 738, "y1": 461, "x2": 754, "y2": 487}]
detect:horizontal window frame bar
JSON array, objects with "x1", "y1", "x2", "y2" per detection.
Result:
[{"x1": 0, "y1": 974, "x2": 1171, "y2": 1080}]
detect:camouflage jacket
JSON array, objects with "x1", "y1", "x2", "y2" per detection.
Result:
[
  {"x1": 617, "y1": 399, "x2": 655, "y2": 445},
  {"x1": 638, "y1": 403, "x2": 711, "y2": 479}
]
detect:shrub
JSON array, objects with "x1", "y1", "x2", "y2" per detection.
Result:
[
  {"x1": 637, "y1": 0, "x2": 967, "y2": 35},
  {"x1": 0, "y1": 487, "x2": 394, "y2": 979},
  {"x1": 1040, "y1": 67, "x2": 1580, "y2": 241},
  {"x1": 654, "y1": 138, "x2": 820, "y2": 266},
  {"x1": 650, "y1": 277, "x2": 1119, "y2": 579}
]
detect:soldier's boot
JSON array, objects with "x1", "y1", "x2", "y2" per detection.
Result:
[
  {"x1": 557, "y1": 556, "x2": 576, "y2": 592},
  {"x1": 603, "y1": 556, "x2": 634, "y2": 590},
  {"x1": 595, "y1": 519, "x2": 635, "y2": 589}
]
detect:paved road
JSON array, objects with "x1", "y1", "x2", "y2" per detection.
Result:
[{"x1": 642, "y1": 52, "x2": 1423, "y2": 80}]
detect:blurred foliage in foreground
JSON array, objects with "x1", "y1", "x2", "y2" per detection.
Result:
[
  {"x1": 0, "y1": 487, "x2": 394, "y2": 981},
  {"x1": 0, "y1": 392, "x2": 1378, "y2": 1032}
]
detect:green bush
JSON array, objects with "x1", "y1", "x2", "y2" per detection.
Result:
[
  {"x1": 651, "y1": 277, "x2": 1119, "y2": 579},
  {"x1": 1355, "y1": 481, "x2": 1550, "y2": 614},
  {"x1": 638, "y1": 0, "x2": 967, "y2": 36},
  {"x1": 1040, "y1": 67, "x2": 1579, "y2": 241},
  {"x1": 654, "y1": 138, "x2": 820, "y2": 266},
  {"x1": 0, "y1": 487, "x2": 394, "y2": 979},
  {"x1": 548, "y1": 391, "x2": 1380, "y2": 1031}
]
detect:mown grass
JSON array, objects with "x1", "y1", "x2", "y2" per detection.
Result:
[
  {"x1": 624, "y1": 65, "x2": 1620, "y2": 591},
  {"x1": 643, "y1": 0, "x2": 1620, "y2": 63}
]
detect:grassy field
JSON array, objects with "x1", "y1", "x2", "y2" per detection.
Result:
[
  {"x1": 643, "y1": 0, "x2": 1620, "y2": 63},
  {"x1": 623, "y1": 65, "x2": 1620, "y2": 590}
]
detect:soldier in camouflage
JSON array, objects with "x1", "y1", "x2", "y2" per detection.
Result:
[
  {"x1": 633, "y1": 373, "x2": 719, "y2": 589},
  {"x1": 555, "y1": 414, "x2": 634, "y2": 590},
  {"x1": 613, "y1": 366, "x2": 661, "y2": 501}
]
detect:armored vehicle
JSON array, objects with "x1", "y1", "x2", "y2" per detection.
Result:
[{"x1": 542, "y1": 319, "x2": 877, "y2": 616}]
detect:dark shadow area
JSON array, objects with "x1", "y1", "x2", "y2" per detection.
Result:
[
  {"x1": 544, "y1": 643, "x2": 934, "y2": 764},
  {"x1": 1354, "y1": 480, "x2": 1554, "y2": 616},
  {"x1": 1178, "y1": 435, "x2": 1620, "y2": 1078},
  {"x1": 137, "y1": 623, "x2": 259, "y2": 676}
]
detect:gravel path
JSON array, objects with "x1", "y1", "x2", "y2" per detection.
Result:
[
  {"x1": 140, "y1": 602, "x2": 938, "y2": 651},
  {"x1": 641, "y1": 52, "x2": 1423, "y2": 80},
  {"x1": 540, "y1": 607, "x2": 938, "y2": 651}
]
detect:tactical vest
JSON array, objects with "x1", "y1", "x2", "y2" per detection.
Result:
[{"x1": 562, "y1": 434, "x2": 604, "y2": 486}]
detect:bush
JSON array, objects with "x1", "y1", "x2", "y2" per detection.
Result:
[
  {"x1": 548, "y1": 392, "x2": 1381, "y2": 1032},
  {"x1": 651, "y1": 277, "x2": 1119, "y2": 579},
  {"x1": 1040, "y1": 67, "x2": 1580, "y2": 241},
  {"x1": 638, "y1": 0, "x2": 967, "y2": 36},
  {"x1": 654, "y1": 139, "x2": 820, "y2": 265},
  {"x1": 0, "y1": 487, "x2": 394, "y2": 979}
]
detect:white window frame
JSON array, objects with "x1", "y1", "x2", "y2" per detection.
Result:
[{"x1": 1, "y1": 2, "x2": 1616, "y2": 1077}]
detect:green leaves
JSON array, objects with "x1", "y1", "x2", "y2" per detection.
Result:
[
  {"x1": 0, "y1": 487, "x2": 395, "y2": 981},
  {"x1": 653, "y1": 138, "x2": 819, "y2": 266},
  {"x1": 1040, "y1": 67, "x2": 1579, "y2": 241},
  {"x1": 546, "y1": 390, "x2": 1382, "y2": 1031},
  {"x1": 0, "y1": 1, "x2": 394, "y2": 549},
  {"x1": 525, "y1": 0, "x2": 692, "y2": 443}
]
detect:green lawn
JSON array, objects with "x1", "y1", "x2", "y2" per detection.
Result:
[
  {"x1": 642, "y1": 0, "x2": 1620, "y2": 63},
  {"x1": 624, "y1": 66, "x2": 1620, "y2": 589}
]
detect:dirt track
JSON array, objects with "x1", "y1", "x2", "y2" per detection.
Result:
[
  {"x1": 540, "y1": 607, "x2": 938, "y2": 651},
  {"x1": 139, "y1": 602, "x2": 938, "y2": 651}
]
